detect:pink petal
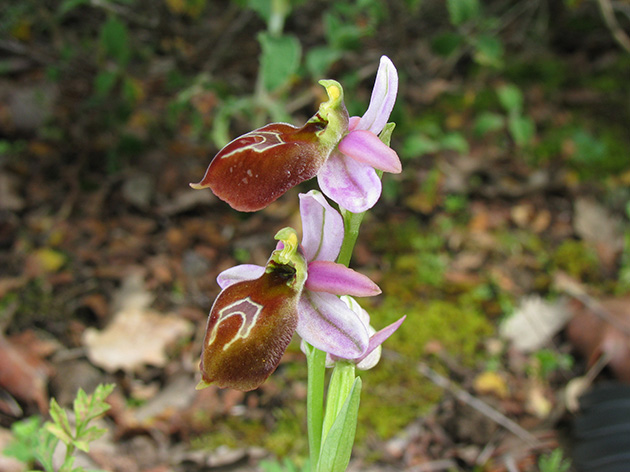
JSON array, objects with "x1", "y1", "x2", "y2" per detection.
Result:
[
  {"x1": 356, "y1": 315, "x2": 406, "y2": 370},
  {"x1": 299, "y1": 190, "x2": 344, "y2": 262},
  {"x1": 317, "y1": 151, "x2": 382, "y2": 213},
  {"x1": 297, "y1": 291, "x2": 369, "y2": 358},
  {"x1": 338, "y1": 130, "x2": 402, "y2": 173},
  {"x1": 356, "y1": 56, "x2": 398, "y2": 135},
  {"x1": 217, "y1": 264, "x2": 264, "y2": 289},
  {"x1": 305, "y1": 261, "x2": 381, "y2": 297}
]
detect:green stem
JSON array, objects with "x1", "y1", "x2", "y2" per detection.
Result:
[
  {"x1": 306, "y1": 345, "x2": 326, "y2": 468},
  {"x1": 337, "y1": 209, "x2": 366, "y2": 267},
  {"x1": 320, "y1": 362, "x2": 356, "y2": 442}
]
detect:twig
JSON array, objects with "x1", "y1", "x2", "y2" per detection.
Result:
[
  {"x1": 597, "y1": 0, "x2": 630, "y2": 54},
  {"x1": 417, "y1": 363, "x2": 540, "y2": 447},
  {"x1": 406, "y1": 459, "x2": 459, "y2": 472}
]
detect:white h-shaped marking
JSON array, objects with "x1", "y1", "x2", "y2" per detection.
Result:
[{"x1": 207, "y1": 297, "x2": 263, "y2": 351}]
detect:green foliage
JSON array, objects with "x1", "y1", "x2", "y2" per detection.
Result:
[
  {"x1": 538, "y1": 449, "x2": 571, "y2": 472},
  {"x1": 99, "y1": 16, "x2": 131, "y2": 67},
  {"x1": 552, "y1": 239, "x2": 601, "y2": 282},
  {"x1": 3, "y1": 384, "x2": 115, "y2": 472},
  {"x1": 446, "y1": 0, "x2": 480, "y2": 26},
  {"x1": 260, "y1": 457, "x2": 310, "y2": 472},
  {"x1": 317, "y1": 377, "x2": 361, "y2": 472},
  {"x1": 3, "y1": 416, "x2": 43, "y2": 464},
  {"x1": 531, "y1": 349, "x2": 574, "y2": 380},
  {"x1": 258, "y1": 33, "x2": 302, "y2": 92},
  {"x1": 436, "y1": 0, "x2": 503, "y2": 68},
  {"x1": 401, "y1": 115, "x2": 469, "y2": 160},
  {"x1": 619, "y1": 230, "x2": 630, "y2": 294}
]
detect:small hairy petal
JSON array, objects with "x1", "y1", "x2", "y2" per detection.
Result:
[
  {"x1": 217, "y1": 264, "x2": 264, "y2": 289},
  {"x1": 297, "y1": 291, "x2": 369, "y2": 359},
  {"x1": 299, "y1": 191, "x2": 344, "y2": 262},
  {"x1": 356, "y1": 56, "x2": 398, "y2": 135},
  {"x1": 305, "y1": 261, "x2": 381, "y2": 296},
  {"x1": 317, "y1": 152, "x2": 382, "y2": 213},
  {"x1": 338, "y1": 130, "x2": 402, "y2": 173}
]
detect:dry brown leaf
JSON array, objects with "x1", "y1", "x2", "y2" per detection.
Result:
[
  {"x1": 0, "y1": 333, "x2": 51, "y2": 414},
  {"x1": 82, "y1": 275, "x2": 193, "y2": 373},
  {"x1": 500, "y1": 296, "x2": 571, "y2": 352},
  {"x1": 567, "y1": 296, "x2": 630, "y2": 382},
  {"x1": 573, "y1": 198, "x2": 624, "y2": 269}
]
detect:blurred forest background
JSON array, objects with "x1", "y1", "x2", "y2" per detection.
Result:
[{"x1": 1, "y1": 0, "x2": 630, "y2": 471}]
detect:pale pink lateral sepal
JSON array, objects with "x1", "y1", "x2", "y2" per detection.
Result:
[
  {"x1": 297, "y1": 291, "x2": 370, "y2": 359},
  {"x1": 356, "y1": 315, "x2": 406, "y2": 370},
  {"x1": 317, "y1": 151, "x2": 382, "y2": 213}
]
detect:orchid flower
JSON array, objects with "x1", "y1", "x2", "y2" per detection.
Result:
[
  {"x1": 318, "y1": 55, "x2": 400, "y2": 213},
  {"x1": 190, "y1": 56, "x2": 400, "y2": 213},
  {"x1": 197, "y1": 190, "x2": 382, "y2": 391}
]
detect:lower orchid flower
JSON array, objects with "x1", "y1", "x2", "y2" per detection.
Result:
[
  {"x1": 191, "y1": 56, "x2": 401, "y2": 213},
  {"x1": 198, "y1": 190, "x2": 382, "y2": 391}
]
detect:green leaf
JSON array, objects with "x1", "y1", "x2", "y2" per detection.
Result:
[
  {"x1": 473, "y1": 111, "x2": 505, "y2": 136},
  {"x1": 78, "y1": 384, "x2": 114, "y2": 423},
  {"x1": 74, "y1": 388, "x2": 89, "y2": 423},
  {"x1": 401, "y1": 134, "x2": 440, "y2": 159},
  {"x1": 100, "y1": 16, "x2": 131, "y2": 66},
  {"x1": 58, "y1": 0, "x2": 91, "y2": 15},
  {"x1": 508, "y1": 115, "x2": 535, "y2": 147},
  {"x1": 317, "y1": 377, "x2": 362, "y2": 472},
  {"x1": 497, "y1": 84, "x2": 523, "y2": 114},
  {"x1": 80, "y1": 425, "x2": 108, "y2": 445},
  {"x1": 431, "y1": 32, "x2": 464, "y2": 57},
  {"x1": 94, "y1": 70, "x2": 118, "y2": 98},
  {"x1": 33, "y1": 430, "x2": 58, "y2": 472},
  {"x1": 323, "y1": 12, "x2": 363, "y2": 49},
  {"x1": 258, "y1": 33, "x2": 301, "y2": 92},
  {"x1": 446, "y1": 0, "x2": 480, "y2": 26},
  {"x1": 305, "y1": 46, "x2": 341, "y2": 78},
  {"x1": 49, "y1": 398, "x2": 72, "y2": 440},
  {"x1": 46, "y1": 423, "x2": 73, "y2": 446},
  {"x1": 3, "y1": 416, "x2": 42, "y2": 463},
  {"x1": 245, "y1": 0, "x2": 271, "y2": 22},
  {"x1": 473, "y1": 34, "x2": 503, "y2": 68},
  {"x1": 440, "y1": 132, "x2": 469, "y2": 154}
]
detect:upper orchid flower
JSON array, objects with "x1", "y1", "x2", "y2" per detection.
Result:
[
  {"x1": 318, "y1": 55, "x2": 400, "y2": 213},
  {"x1": 198, "y1": 190, "x2": 382, "y2": 390},
  {"x1": 190, "y1": 56, "x2": 400, "y2": 213}
]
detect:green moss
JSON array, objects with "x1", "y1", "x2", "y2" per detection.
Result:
[
  {"x1": 552, "y1": 239, "x2": 600, "y2": 281},
  {"x1": 355, "y1": 297, "x2": 494, "y2": 443},
  {"x1": 192, "y1": 405, "x2": 307, "y2": 459}
]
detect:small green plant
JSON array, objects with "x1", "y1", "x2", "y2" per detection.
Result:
[
  {"x1": 531, "y1": 349, "x2": 574, "y2": 380},
  {"x1": 538, "y1": 448, "x2": 571, "y2": 472},
  {"x1": 4, "y1": 384, "x2": 115, "y2": 472},
  {"x1": 433, "y1": 0, "x2": 504, "y2": 69}
]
